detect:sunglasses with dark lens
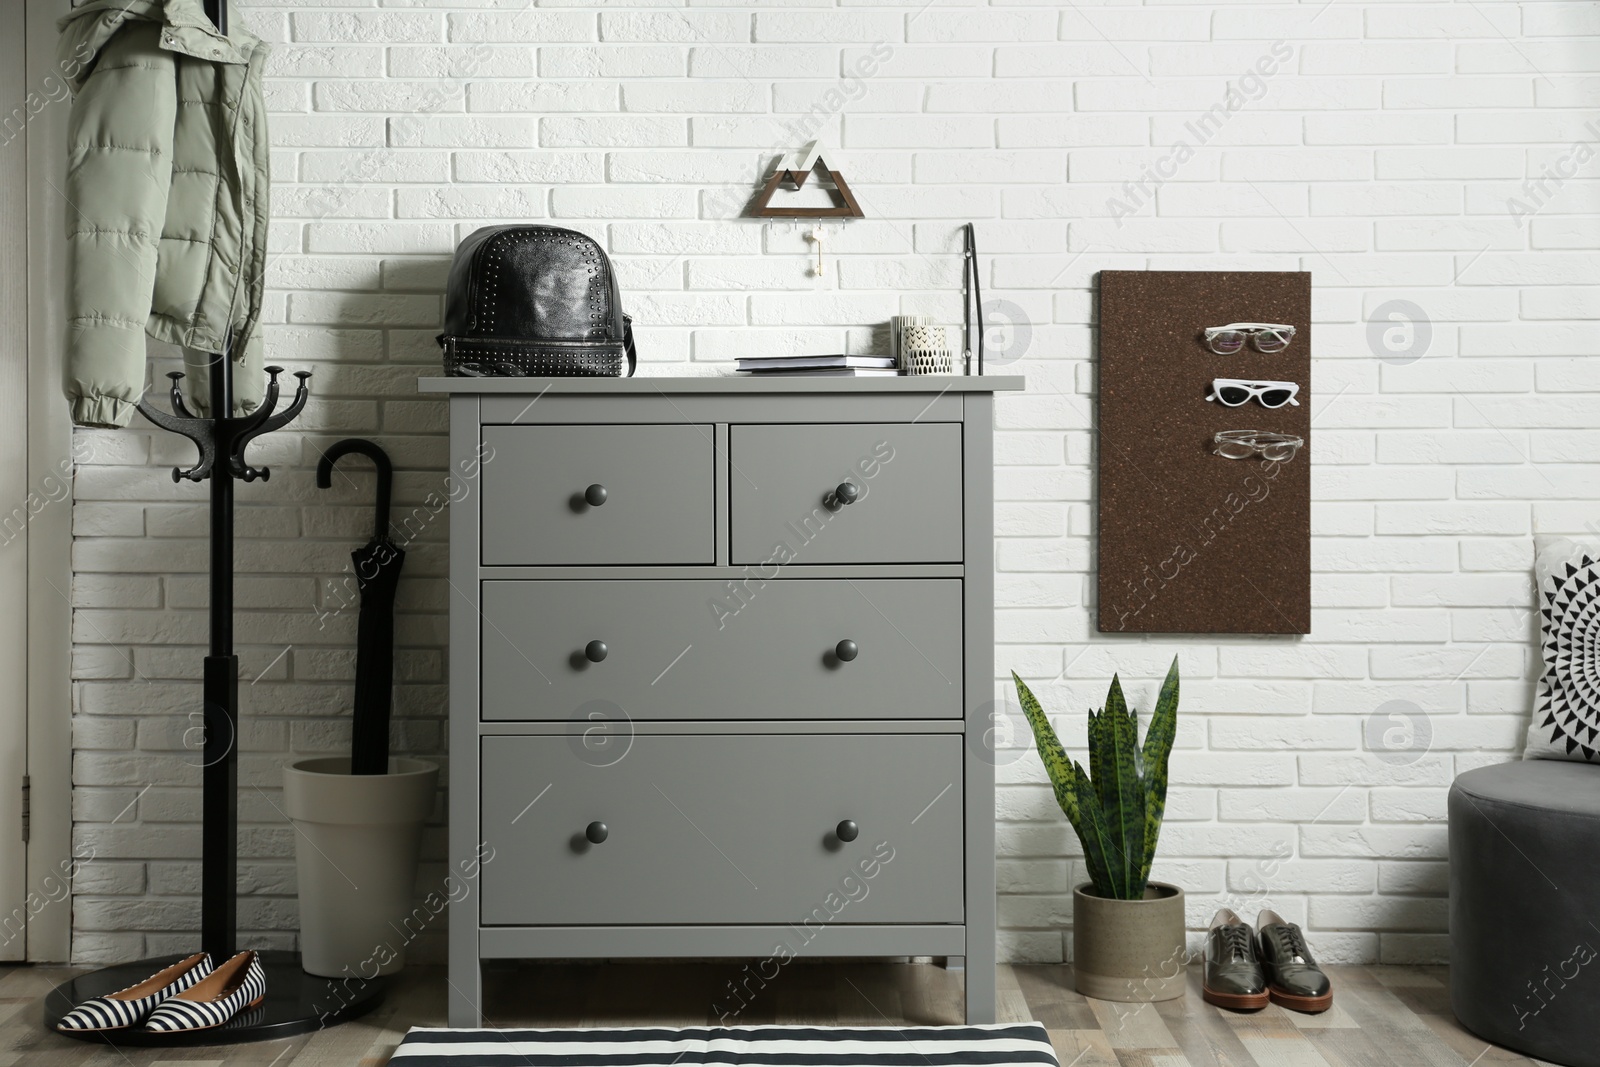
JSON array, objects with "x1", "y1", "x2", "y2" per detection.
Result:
[
  {"x1": 1203, "y1": 322, "x2": 1295, "y2": 355},
  {"x1": 1206, "y1": 378, "x2": 1300, "y2": 409}
]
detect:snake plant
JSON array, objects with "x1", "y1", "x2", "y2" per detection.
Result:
[{"x1": 1012, "y1": 657, "x2": 1179, "y2": 900}]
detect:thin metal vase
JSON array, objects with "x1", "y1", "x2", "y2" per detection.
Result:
[{"x1": 1071, "y1": 882, "x2": 1187, "y2": 1002}]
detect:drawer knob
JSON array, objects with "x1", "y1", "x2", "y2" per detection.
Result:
[
  {"x1": 835, "y1": 639, "x2": 859, "y2": 662},
  {"x1": 585, "y1": 483, "x2": 608, "y2": 507},
  {"x1": 585, "y1": 640, "x2": 609, "y2": 663},
  {"x1": 586, "y1": 821, "x2": 609, "y2": 844},
  {"x1": 835, "y1": 819, "x2": 860, "y2": 843},
  {"x1": 834, "y1": 481, "x2": 859, "y2": 505}
]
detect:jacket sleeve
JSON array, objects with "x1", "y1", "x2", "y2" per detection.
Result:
[{"x1": 62, "y1": 22, "x2": 176, "y2": 429}]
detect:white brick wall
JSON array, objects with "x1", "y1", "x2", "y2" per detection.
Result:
[{"x1": 65, "y1": 0, "x2": 1600, "y2": 968}]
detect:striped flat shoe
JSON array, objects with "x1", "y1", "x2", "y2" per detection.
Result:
[
  {"x1": 56, "y1": 952, "x2": 213, "y2": 1032},
  {"x1": 143, "y1": 951, "x2": 267, "y2": 1033}
]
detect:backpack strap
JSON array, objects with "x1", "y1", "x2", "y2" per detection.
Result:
[{"x1": 623, "y1": 314, "x2": 637, "y2": 377}]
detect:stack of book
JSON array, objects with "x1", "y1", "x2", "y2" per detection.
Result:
[{"x1": 735, "y1": 354, "x2": 900, "y2": 377}]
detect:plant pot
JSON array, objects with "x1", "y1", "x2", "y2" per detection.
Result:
[
  {"x1": 1071, "y1": 881, "x2": 1187, "y2": 1001},
  {"x1": 282, "y1": 757, "x2": 439, "y2": 979}
]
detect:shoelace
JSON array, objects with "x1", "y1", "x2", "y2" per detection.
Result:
[
  {"x1": 1218, "y1": 923, "x2": 1253, "y2": 962},
  {"x1": 1268, "y1": 925, "x2": 1314, "y2": 964}
]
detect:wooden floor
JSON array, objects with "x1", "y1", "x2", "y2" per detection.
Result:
[{"x1": 0, "y1": 960, "x2": 1550, "y2": 1067}]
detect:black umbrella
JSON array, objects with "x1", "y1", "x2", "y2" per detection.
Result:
[{"x1": 316, "y1": 439, "x2": 402, "y2": 776}]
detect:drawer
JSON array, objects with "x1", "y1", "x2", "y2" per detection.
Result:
[
  {"x1": 480, "y1": 424, "x2": 715, "y2": 566},
  {"x1": 481, "y1": 579, "x2": 962, "y2": 721},
  {"x1": 730, "y1": 423, "x2": 963, "y2": 565},
  {"x1": 479, "y1": 734, "x2": 964, "y2": 925}
]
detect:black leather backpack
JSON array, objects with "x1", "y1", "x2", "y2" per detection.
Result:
[{"x1": 437, "y1": 225, "x2": 636, "y2": 377}]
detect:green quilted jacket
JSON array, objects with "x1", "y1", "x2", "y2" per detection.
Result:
[{"x1": 58, "y1": 0, "x2": 269, "y2": 429}]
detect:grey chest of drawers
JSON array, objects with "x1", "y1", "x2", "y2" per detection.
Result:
[{"x1": 420, "y1": 375, "x2": 1024, "y2": 1026}]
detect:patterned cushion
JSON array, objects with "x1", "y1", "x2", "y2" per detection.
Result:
[
  {"x1": 1527, "y1": 539, "x2": 1600, "y2": 763},
  {"x1": 390, "y1": 1024, "x2": 1061, "y2": 1067}
]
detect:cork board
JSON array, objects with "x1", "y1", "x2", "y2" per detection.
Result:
[{"x1": 1097, "y1": 270, "x2": 1311, "y2": 635}]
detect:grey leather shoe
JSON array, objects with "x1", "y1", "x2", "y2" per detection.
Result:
[
  {"x1": 1256, "y1": 910, "x2": 1333, "y2": 1012},
  {"x1": 1202, "y1": 908, "x2": 1269, "y2": 1010}
]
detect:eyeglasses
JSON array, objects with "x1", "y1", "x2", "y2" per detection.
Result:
[
  {"x1": 1213, "y1": 430, "x2": 1303, "y2": 461},
  {"x1": 1203, "y1": 323, "x2": 1295, "y2": 355},
  {"x1": 1207, "y1": 378, "x2": 1300, "y2": 409}
]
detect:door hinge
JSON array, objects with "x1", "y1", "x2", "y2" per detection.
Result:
[{"x1": 20, "y1": 776, "x2": 29, "y2": 844}]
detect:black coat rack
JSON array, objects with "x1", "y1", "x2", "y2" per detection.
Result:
[{"x1": 44, "y1": 0, "x2": 385, "y2": 1045}]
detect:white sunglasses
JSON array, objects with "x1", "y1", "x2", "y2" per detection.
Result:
[
  {"x1": 1204, "y1": 323, "x2": 1295, "y2": 355},
  {"x1": 1206, "y1": 379, "x2": 1300, "y2": 409}
]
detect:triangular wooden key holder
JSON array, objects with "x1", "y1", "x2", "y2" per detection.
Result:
[{"x1": 749, "y1": 146, "x2": 865, "y2": 219}]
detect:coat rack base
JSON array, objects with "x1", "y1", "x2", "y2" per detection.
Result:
[{"x1": 44, "y1": 951, "x2": 387, "y2": 1047}]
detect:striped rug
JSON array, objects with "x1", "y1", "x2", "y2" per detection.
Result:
[{"x1": 390, "y1": 1024, "x2": 1060, "y2": 1067}]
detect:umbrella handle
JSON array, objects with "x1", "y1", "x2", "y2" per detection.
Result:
[{"x1": 316, "y1": 438, "x2": 393, "y2": 542}]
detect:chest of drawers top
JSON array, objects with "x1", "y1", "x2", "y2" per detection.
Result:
[{"x1": 419, "y1": 375, "x2": 1025, "y2": 395}]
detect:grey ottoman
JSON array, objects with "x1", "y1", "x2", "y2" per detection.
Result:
[{"x1": 1450, "y1": 761, "x2": 1600, "y2": 1067}]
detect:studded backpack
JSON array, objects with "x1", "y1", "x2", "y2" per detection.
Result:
[{"x1": 437, "y1": 225, "x2": 637, "y2": 377}]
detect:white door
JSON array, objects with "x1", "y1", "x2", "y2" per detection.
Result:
[
  {"x1": 0, "y1": 0, "x2": 76, "y2": 964},
  {"x1": 0, "y1": 0, "x2": 33, "y2": 961}
]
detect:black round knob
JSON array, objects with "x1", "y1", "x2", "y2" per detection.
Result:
[
  {"x1": 586, "y1": 821, "x2": 609, "y2": 844},
  {"x1": 585, "y1": 640, "x2": 608, "y2": 663},
  {"x1": 835, "y1": 482, "x2": 859, "y2": 505},
  {"x1": 835, "y1": 639, "x2": 858, "y2": 662},
  {"x1": 585, "y1": 484, "x2": 608, "y2": 507},
  {"x1": 836, "y1": 820, "x2": 859, "y2": 843}
]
